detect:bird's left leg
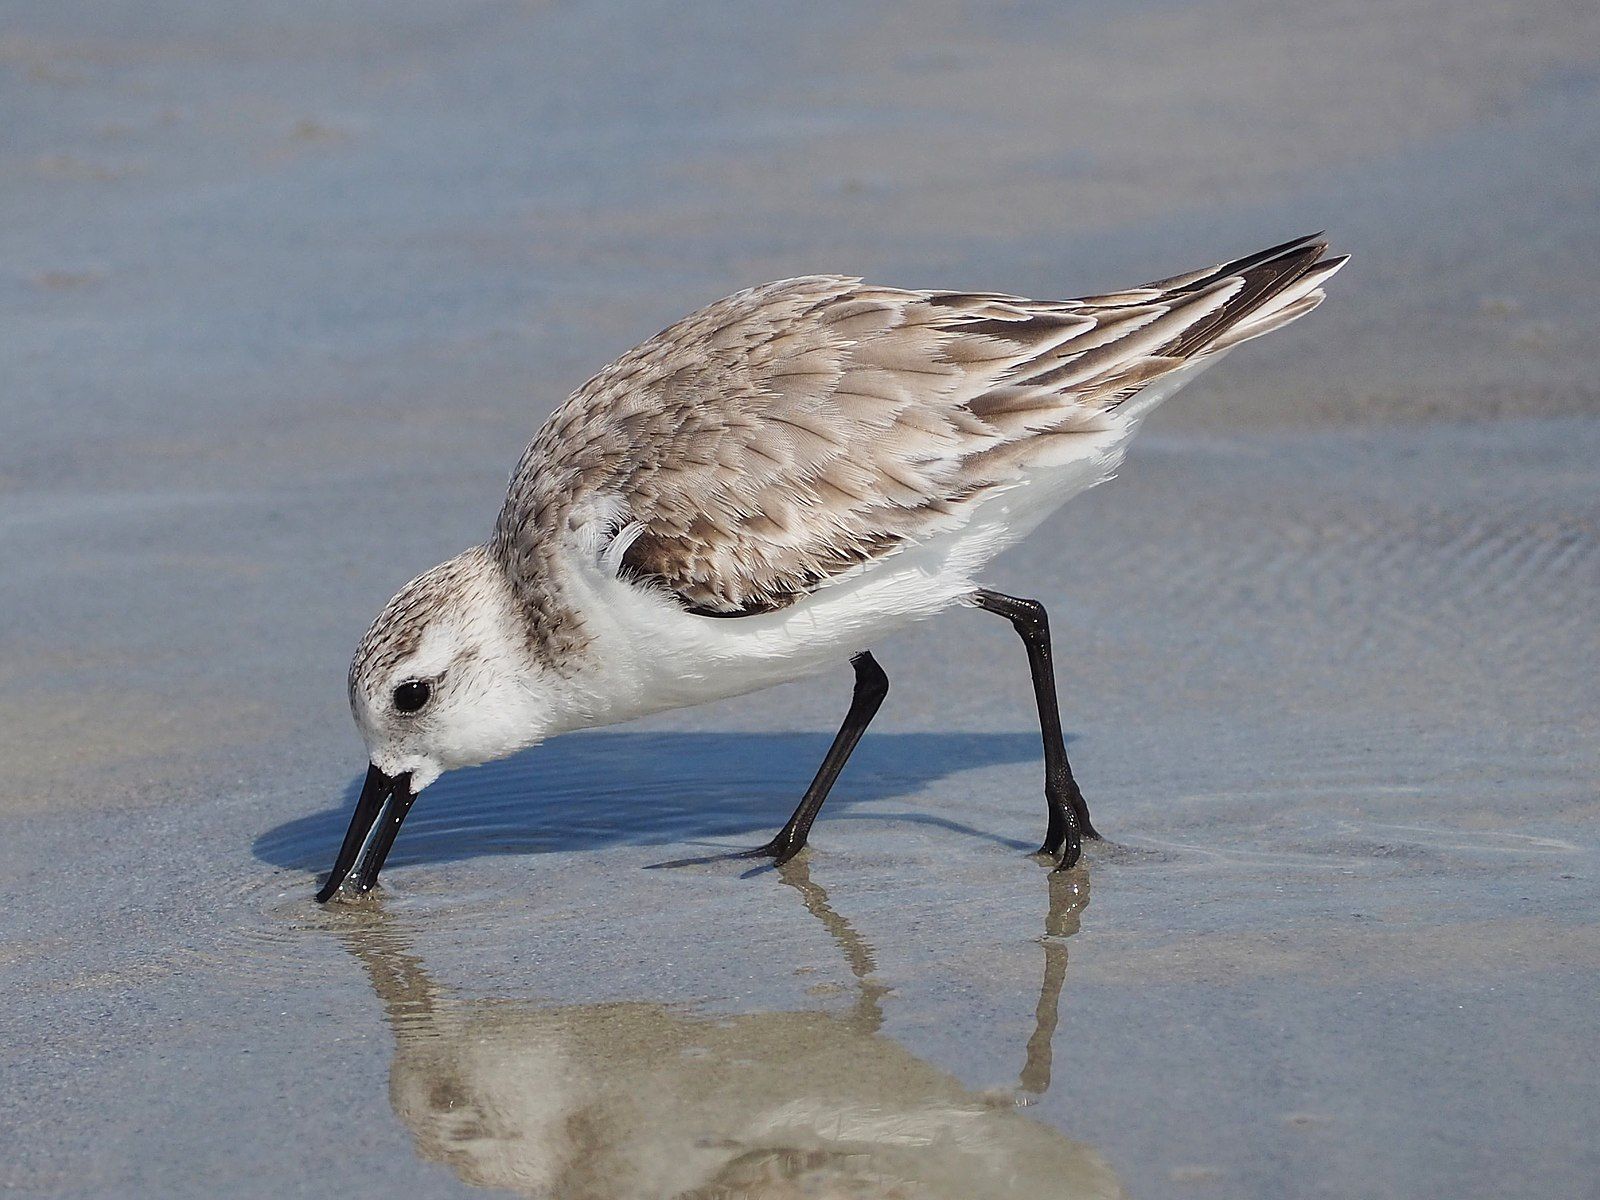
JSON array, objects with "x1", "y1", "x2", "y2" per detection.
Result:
[
  {"x1": 743, "y1": 651, "x2": 889, "y2": 865},
  {"x1": 972, "y1": 589, "x2": 1099, "y2": 869}
]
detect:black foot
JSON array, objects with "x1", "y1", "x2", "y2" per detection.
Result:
[
  {"x1": 1062, "y1": 782, "x2": 1101, "y2": 842},
  {"x1": 1034, "y1": 843, "x2": 1082, "y2": 872},
  {"x1": 1052, "y1": 835, "x2": 1083, "y2": 872},
  {"x1": 737, "y1": 834, "x2": 807, "y2": 866},
  {"x1": 645, "y1": 839, "x2": 805, "y2": 870},
  {"x1": 1036, "y1": 807, "x2": 1084, "y2": 872}
]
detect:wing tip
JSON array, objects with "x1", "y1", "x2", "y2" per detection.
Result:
[{"x1": 1154, "y1": 235, "x2": 1336, "y2": 359}]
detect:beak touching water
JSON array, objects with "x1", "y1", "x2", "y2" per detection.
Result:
[{"x1": 315, "y1": 763, "x2": 416, "y2": 902}]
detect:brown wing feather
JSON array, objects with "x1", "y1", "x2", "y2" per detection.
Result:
[{"x1": 493, "y1": 236, "x2": 1338, "y2": 616}]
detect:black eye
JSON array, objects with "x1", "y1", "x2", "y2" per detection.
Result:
[{"x1": 393, "y1": 680, "x2": 431, "y2": 713}]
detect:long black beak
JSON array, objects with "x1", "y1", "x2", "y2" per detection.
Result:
[{"x1": 315, "y1": 764, "x2": 416, "y2": 903}]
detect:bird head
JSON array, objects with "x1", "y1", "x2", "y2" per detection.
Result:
[{"x1": 317, "y1": 545, "x2": 550, "y2": 901}]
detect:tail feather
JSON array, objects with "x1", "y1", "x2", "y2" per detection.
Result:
[
  {"x1": 1145, "y1": 230, "x2": 1326, "y2": 291},
  {"x1": 1159, "y1": 235, "x2": 1337, "y2": 359},
  {"x1": 1209, "y1": 253, "x2": 1348, "y2": 352},
  {"x1": 937, "y1": 233, "x2": 1346, "y2": 428},
  {"x1": 1100, "y1": 235, "x2": 1346, "y2": 420}
]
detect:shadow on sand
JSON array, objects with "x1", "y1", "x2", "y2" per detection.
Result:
[{"x1": 254, "y1": 729, "x2": 1047, "y2": 875}]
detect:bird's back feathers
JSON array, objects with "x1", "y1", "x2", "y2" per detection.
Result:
[{"x1": 492, "y1": 235, "x2": 1346, "y2": 618}]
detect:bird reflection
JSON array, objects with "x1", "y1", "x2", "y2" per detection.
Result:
[{"x1": 336, "y1": 867, "x2": 1122, "y2": 1199}]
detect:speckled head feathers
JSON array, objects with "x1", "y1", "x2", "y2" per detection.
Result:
[{"x1": 347, "y1": 545, "x2": 555, "y2": 790}]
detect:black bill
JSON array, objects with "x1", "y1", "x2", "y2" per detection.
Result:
[{"x1": 315, "y1": 763, "x2": 416, "y2": 902}]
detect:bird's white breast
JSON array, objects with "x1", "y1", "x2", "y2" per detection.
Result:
[{"x1": 546, "y1": 414, "x2": 1147, "y2": 731}]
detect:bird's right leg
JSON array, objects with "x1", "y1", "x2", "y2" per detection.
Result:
[
  {"x1": 743, "y1": 651, "x2": 889, "y2": 865},
  {"x1": 971, "y1": 589, "x2": 1096, "y2": 870}
]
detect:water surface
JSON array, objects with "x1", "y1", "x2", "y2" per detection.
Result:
[{"x1": 4, "y1": 1, "x2": 1599, "y2": 1196}]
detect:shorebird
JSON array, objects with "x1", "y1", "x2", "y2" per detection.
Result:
[{"x1": 317, "y1": 233, "x2": 1346, "y2": 902}]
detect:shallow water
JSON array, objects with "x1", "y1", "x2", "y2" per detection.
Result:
[
  {"x1": 6, "y1": 420, "x2": 1597, "y2": 1198},
  {"x1": 316, "y1": 866, "x2": 1120, "y2": 1200},
  {"x1": 5, "y1": 1, "x2": 1600, "y2": 1197}
]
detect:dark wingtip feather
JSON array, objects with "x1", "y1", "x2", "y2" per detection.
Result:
[
  {"x1": 1142, "y1": 232, "x2": 1326, "y2": 291},
  {"x1": 1160, "y1": 235, "x2": 1337, "y2": 359}
]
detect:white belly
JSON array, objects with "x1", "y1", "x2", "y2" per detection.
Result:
[{"x1": 557, "y1": 415, "x2": 1147, "y2": 730}]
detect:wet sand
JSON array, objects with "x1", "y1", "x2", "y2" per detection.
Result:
[{"x1": 3, "y1": 2, "x2": 1597, "y2": 1197}]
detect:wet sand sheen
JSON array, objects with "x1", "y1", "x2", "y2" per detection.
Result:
[
  {"x1": 4, "y1": 0, "x2": 1600, "y2": 1196},
  {"x1": 4, "y1": 413, "x2": 1597, "y2": 1200}
]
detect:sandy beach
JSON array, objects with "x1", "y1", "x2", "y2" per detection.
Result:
[{"x1": 3, "y1": 2, "x2": 1598, "y2": 1196}]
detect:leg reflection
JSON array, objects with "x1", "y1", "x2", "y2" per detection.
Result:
[
  {"x1": 776, "y1": 858, "x2": 890, "y2": 1033},
  {"x1": 1020, "y1": 866, "x2": 1089, "y2": 1097},
  {"x1": 328, "y1": 875, "x2": 1120, "y2": 1200}
]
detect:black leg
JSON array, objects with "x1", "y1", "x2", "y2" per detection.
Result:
[
  {"x1": 745, "y1": 651, "x2": 889, "y2": 865},
  {"x1": 972, "y1": 589, "x2": 1098, "y2": 869}
]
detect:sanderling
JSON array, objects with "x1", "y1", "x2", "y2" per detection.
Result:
[{"x1": 317, "y1": 233, "x2": 1346, "y2": 901}]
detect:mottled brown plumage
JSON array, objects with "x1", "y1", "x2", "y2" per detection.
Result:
[
  {"x1": 490, "y1": 234, "x2": 1343, "y2": 618},
  {"x1": 329, "y1": 234, "x2": 1346, "y2": 898}
]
